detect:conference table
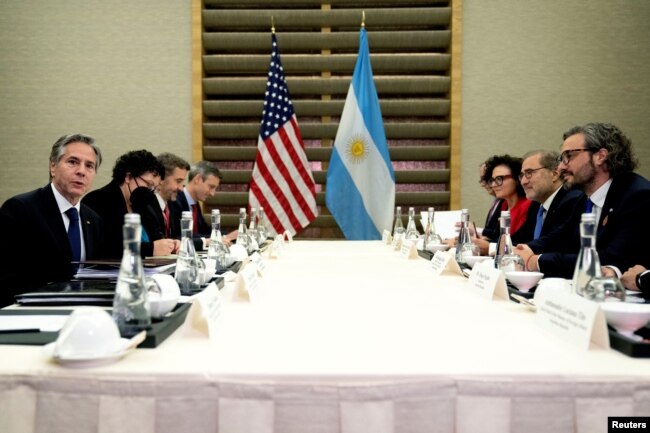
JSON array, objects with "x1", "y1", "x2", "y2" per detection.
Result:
[{"x1": 1, "y1": 241, "x2": 650, "y2": 433}]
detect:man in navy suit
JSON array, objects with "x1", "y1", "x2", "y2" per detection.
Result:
[
  {"x1": 519, "y1": 150, "x2": 584, "y2": 240},
  {"x1": 0, "y1": 134, "x2": 104, "y2": 307},
  {"x1": 516, "y1": 123, "x2": 650, "y2": 278},
  {"x1": 171, "y1": 161, "x2": 223, "y2": 248}
]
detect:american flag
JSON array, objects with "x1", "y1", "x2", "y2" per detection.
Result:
[{"x1": 249, "y1": 33, "x2": 318, "y2": 236}]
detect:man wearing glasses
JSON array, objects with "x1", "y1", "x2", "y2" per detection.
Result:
[
  {"x1": 518, "y1": 150, "x2": 584, "y2": 240},
  {"x1": 83, "y1": 149, "x2": 177, "y2": 258},
  {"x1": 0, "y1": 134, "x2": 104, "y2": 307},
  {"x1": 515, "y1": 123, "x2": 650, "y2": 278}
]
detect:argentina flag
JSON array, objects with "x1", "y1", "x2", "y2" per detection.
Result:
[{"x1": 326, "y1": 27, "x2": 395, "y2": 240}]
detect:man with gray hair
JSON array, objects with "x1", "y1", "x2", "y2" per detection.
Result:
[
  {"x1": 172, "y1": 160, "x2": 223, "y2": 239},
  {"x1": 0, "y1": 134, "x2": 104, "y2": 306},
  {"x1": 518, "y1": 149, "x2": 583, "y2": 240}
]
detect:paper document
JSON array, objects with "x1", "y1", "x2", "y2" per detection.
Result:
[{"x1": 0, "y1": 315, "x2": 67, "y2": 333}]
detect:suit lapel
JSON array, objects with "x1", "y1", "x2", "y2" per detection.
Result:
[
  {"x1": 40, "y1": 186, "x2": 72, "y2": 256},
  {"x1": 79, "y1": 206, "x2": 97, "y2": 257}
]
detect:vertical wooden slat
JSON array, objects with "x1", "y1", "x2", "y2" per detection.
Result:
[
  {"x1": 192, "y1": 0, "x2": 204, "y2": 162},
  {"x1": 450, "y1": 0, "x2": 462, "y2": 210}
]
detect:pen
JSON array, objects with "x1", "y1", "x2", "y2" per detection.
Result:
[{"x1": 0, "y1": 328, "x2": 41, "y2": 334}]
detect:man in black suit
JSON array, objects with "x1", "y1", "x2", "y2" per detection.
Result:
[
  {"x1": 516, "y1": 123, "x2": 650, "y2": 278},
  {"x1": 519, "y1": 150, "x2": 584, "y2": 240},
  {"x1": 0, "y1": 134, "x2": 104, "y2": 306},
  {"x1": 171, "y1": 161, "x2": 223, "y2": 248}
]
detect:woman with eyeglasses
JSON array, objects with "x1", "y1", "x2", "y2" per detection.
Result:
[
  {"x1": 83, "y1": 150, "x2": 178, "y2": 258},
  {"x1": 480, "y1": 154, "x2": 538, "y2": 245}
]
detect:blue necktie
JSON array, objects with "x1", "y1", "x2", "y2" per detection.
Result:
[
  {"x1": 66, "y1": 208, "x2": 81, "y2": 270},
  {"x1": 533, "y1": 206, "x2": 545, "y2": 240},
  {"x1": 585, "y1": 198, "x2": 594, "y2": 213}
]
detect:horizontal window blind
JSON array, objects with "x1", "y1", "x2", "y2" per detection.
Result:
[{"x1": 197, "y1": 0, "x2": 456, "y2": 236}]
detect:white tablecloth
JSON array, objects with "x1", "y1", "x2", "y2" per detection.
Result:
[{"x1": 1, "y1": 241, "x2": 649, "y2": 433}]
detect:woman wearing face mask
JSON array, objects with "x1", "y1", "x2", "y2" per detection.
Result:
[{"x1": 83, "y1": 150, "x2": 178, "y2": 259}]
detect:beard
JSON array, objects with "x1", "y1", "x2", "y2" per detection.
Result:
[{"x1": 560, "y1": 159, "x2": 596, "y2": 191}]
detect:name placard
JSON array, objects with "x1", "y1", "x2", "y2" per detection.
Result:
[
  {"x1": 430, "y1": 251, "x2": 463, "y2": 276},
  {"x1": 467, "y1": 263, "x2": 508, "y2": 300},
  {"x1": 400, "y1": 239, "x2": 418, "y2": 259},
  {"x1": 382, "y1": 229, "x2": 392, "y2": 244},
  {"x1": 235, "y1": 264, "x2": 260, "y2": 303},
  {"x1": 183, "y1": 282, "x2": 223, "y2": 340},
  {"x1": 391, "y1": 233, "x2": 403, "y2": 251},
  {"x1": 266, "y1": 236, "x2": 283, "y2": 259},
  {"x1": 534, "y1": 287, "x2": 609, "y2": 350},
  {"x1": 250, "y1": 252, "x2": 266, "y2": 276}
]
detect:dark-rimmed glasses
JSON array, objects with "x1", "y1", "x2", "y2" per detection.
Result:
[
  {"x1": 135, "y1": 176, "x2": 156, "y2": 192},
  {"x1": 518, "y1": 167, "x2": 545, "y2": 180},
  {"x1": 558, "y1": 148, "x2": 590, "y2": 165},
  {"x1": 488, "y1": 174, "x2": 513, "y2": 186}
]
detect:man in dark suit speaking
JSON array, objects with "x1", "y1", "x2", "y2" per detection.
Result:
[{"x1": 0, "y1": 134, "x2": 104, "y2": 307}]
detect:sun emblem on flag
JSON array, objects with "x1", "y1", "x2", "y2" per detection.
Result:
[{"x1": 346, "y1": 135, "x2": 368, "y2": 164}]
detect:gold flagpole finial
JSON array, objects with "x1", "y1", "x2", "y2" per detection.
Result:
[
  {"x1": 361, "y1": 11, "x2": 365, "y2": 28},
  {"x1": 271, "y1": 16, "x2": 275, "y2": 34}
]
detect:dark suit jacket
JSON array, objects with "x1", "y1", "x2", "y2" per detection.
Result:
[
  {"x1": 130, "y1": 188, "x2": 165, "y2": 242},
  {"x1": 83, "y1": 181, "x2": 155, "y2": 259},
  {"x1": 0, "y1": 185, "x2": 103, "y2": 307},
  {"x1": 538, "y1": 187, "x2": 585, "y2": 238},
  {"x1": 482, "y1": 198, "x2": 504, "y2": 241},
  {"x1": 483, "y1": 198, "x2": 537, "y2": 245},
  {"x1": 172, "y1": 190, "x2": 211, "y2": 251},
  {"x1": 173, "y1": 190, "x2": 211, "y2": 236},
  {"x1": 533, "y1": 173, "x2": 650, "y2": 278},
  {"x1": 639, "y1": 272, "x2": 650, "y2": 296}
]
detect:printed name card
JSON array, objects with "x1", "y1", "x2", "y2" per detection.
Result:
[
  {"x1": 430, "y1": 251, "x2": 463, "y2": 276},
  {"x1": 266, "y1": 235, "x2": 283, "y2": 259},
  {"x1": 235, "y1": 264, "x2": 261, "y2": 303},
  {"x1": 400, "y1": 239, "x2": 418, "y2": 259},
  {"x1": 382, "y1": 229, "x2": 392, "y2": 244},
  {"x1": 250, "y1": 252, "x2": 266, "y2": 276},
  {"x1": 183, "y1": 282, "x2": 223, "y2": 340},
  {"x1": 392, "y1": 234, "x2": 403, "y2": 250},
  {"x1": 467, "y1": 263, "x2": 508, "y2": 300},
  {"x1": 534, "y1": 287, "x2": 609, "y2": 350}
]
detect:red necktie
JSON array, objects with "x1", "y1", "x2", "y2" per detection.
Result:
[
  {"x1": 191, "y1": 204, "x2": 199, "y2": 234},
  {"x1": 162, "y1": 205, "x2": 170, "y2": 237}
]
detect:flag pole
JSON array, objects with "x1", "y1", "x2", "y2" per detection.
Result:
[
  {"x1": 361, "y1": 11, "x2": 365, "y2": 28},
  {"x1": 271, "y1": 16, "x2": 275, "y2": 34}
]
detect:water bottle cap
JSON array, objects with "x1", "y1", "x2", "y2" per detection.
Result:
[
  {"x1": 500, "y1": 210, "x2": 510, "y2": 217},
  {"x1": 211, "y1": 209, "x2": 220, "y2": 215},
  {"x1": 581, "y1": 212, "x2": 596, "y2": 222},
  {"x1": 124, "y1": 213, "x2": 140, "y2": 224},
  {"x1": 181, "y1": 211, "x2": 192, "y2": 219}
]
